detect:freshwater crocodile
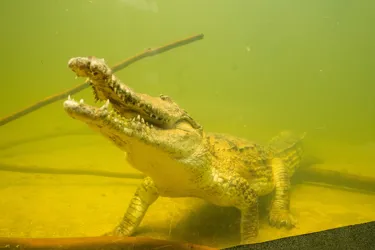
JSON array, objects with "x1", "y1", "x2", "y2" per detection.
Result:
[{"x1": 64, "y1": 56, "x2": 305, "y2": 244}]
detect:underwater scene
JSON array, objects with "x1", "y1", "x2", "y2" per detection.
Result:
[{"x1": 0, "y1": 0, "x2": 374, "y2": 249}]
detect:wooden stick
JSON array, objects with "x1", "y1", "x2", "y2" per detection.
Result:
[
  {"x1": 0, "y1": 236, "x2": 218, "y2": 250},
  {"x1": 111, "y1": 33, "x2": 204, "y2": 72},
  {"x1": 295, "y1": 165, "x2": 375, "y2": 193},
  {"x1": 0, "y1": 162, "x2": 145, "y2": 180},
  {"x1": 0, "y1": 33, "x2": 204, "y2": 127}
]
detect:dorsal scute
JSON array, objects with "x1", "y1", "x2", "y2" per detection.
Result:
[{"x1": 268, "y1": 130, "x2": 305, "y2": 154}]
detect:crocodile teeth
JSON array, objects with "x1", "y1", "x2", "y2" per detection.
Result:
[
  {"x1": 100, "y1": 99, "x2": 110, "y2": 110},
  {"x1": 79, "y1": 99, "x2": 84, "y2": 104},
  {"x1": 137, "y1": 115, "x2": 141, "y2": 121},
  {"x1": 141, "y1": 118, "x2": 145, "y2": 123},
  {"x1": 68, "y1": 95, "x2": 71, "y2": 100}
]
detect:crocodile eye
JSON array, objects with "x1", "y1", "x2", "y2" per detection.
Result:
[{"x1": 160, "y1": 94, "x2": 173, "y2": 102}]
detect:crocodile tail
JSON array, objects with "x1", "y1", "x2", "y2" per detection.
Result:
[{"x1": 268, "y1": 130, "x2": 306, "y2": 176}]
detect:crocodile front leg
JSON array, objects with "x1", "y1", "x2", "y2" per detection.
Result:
[
  {"x1": 239, "y1": 197, "x2": 259, "y2": 244},
  {"x1": 269, "y1": 157, "x2": 296, "y2": 228},
  {"x1": 217, "y1": 176, "x2": 259, "y2": 244},
  {"x1": 107, "y1": 176, "x2": 159, "y2": 236}
]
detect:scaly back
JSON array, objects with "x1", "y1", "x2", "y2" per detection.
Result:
[{"x1": 267, "y1": 131, "x2": 305, "y2": 177}]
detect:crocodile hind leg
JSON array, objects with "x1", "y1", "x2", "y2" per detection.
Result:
[
  {"x1": 269, "y1": 157, "x2": 296, "y2": 228},
  {"x1": 106, "y1": 176, "x2": 159, "y2": 236}
]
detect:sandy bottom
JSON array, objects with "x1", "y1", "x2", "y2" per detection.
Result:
[{"x1": 0, "y1": 134, "x2": 374, "y2": 248}]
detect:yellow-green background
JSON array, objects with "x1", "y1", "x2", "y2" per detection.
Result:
[{"x1": 0, "y1": 0, "x2": 374, "y2": 248}]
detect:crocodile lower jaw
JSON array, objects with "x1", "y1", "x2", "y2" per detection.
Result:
[{"x1": 63, "y1": 96, "x2": 156, "y2": 132}]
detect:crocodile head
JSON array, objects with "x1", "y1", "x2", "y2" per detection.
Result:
[
  {"x1": 67, "y1": 56, "x2": 202, "y2": 130},
  {"x1": 63, "y1": 57, "x2": 204, "y2": 166}
]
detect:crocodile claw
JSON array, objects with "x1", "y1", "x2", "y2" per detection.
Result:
[{"x1": 269, "y1": 209, "x2": 297, "y2": 229}]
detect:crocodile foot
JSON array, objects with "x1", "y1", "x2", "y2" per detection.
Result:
[
  {"x1": 103, "y1": 226, "x2": 133, "y2": 237},
  {"x1": 241, "y1": 237, "x2": 257, "y2": 245},
  {"x1": 268, "y1": 209, "x2": 297, "y2": 229}
]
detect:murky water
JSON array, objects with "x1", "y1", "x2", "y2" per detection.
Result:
[{"x1": 0, "y1": 0, "x2": 374, "y2": 248}]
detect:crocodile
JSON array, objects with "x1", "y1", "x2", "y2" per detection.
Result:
[{"x1": 64, "y1": 56, "x2": 305, "y2": 244}]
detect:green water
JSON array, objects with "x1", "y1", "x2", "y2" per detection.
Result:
[{"x1": 0, "y1": 0, "x2": 374, "y2": 248}]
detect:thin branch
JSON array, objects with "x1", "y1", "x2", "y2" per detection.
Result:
[
  {"x1": 0, "y1": 236, "x2": 218, "y2": 250},
  {"x1": 0, "y1": 162, "x2": 145, "y2": 180}
]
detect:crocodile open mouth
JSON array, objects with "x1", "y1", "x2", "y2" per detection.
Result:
[
  {"x1": 88, "y1": 84, "x2": 180, "y2": 130},
  {"x1": 63, "y1": 96, "x2": 160, "y2": 131}
]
